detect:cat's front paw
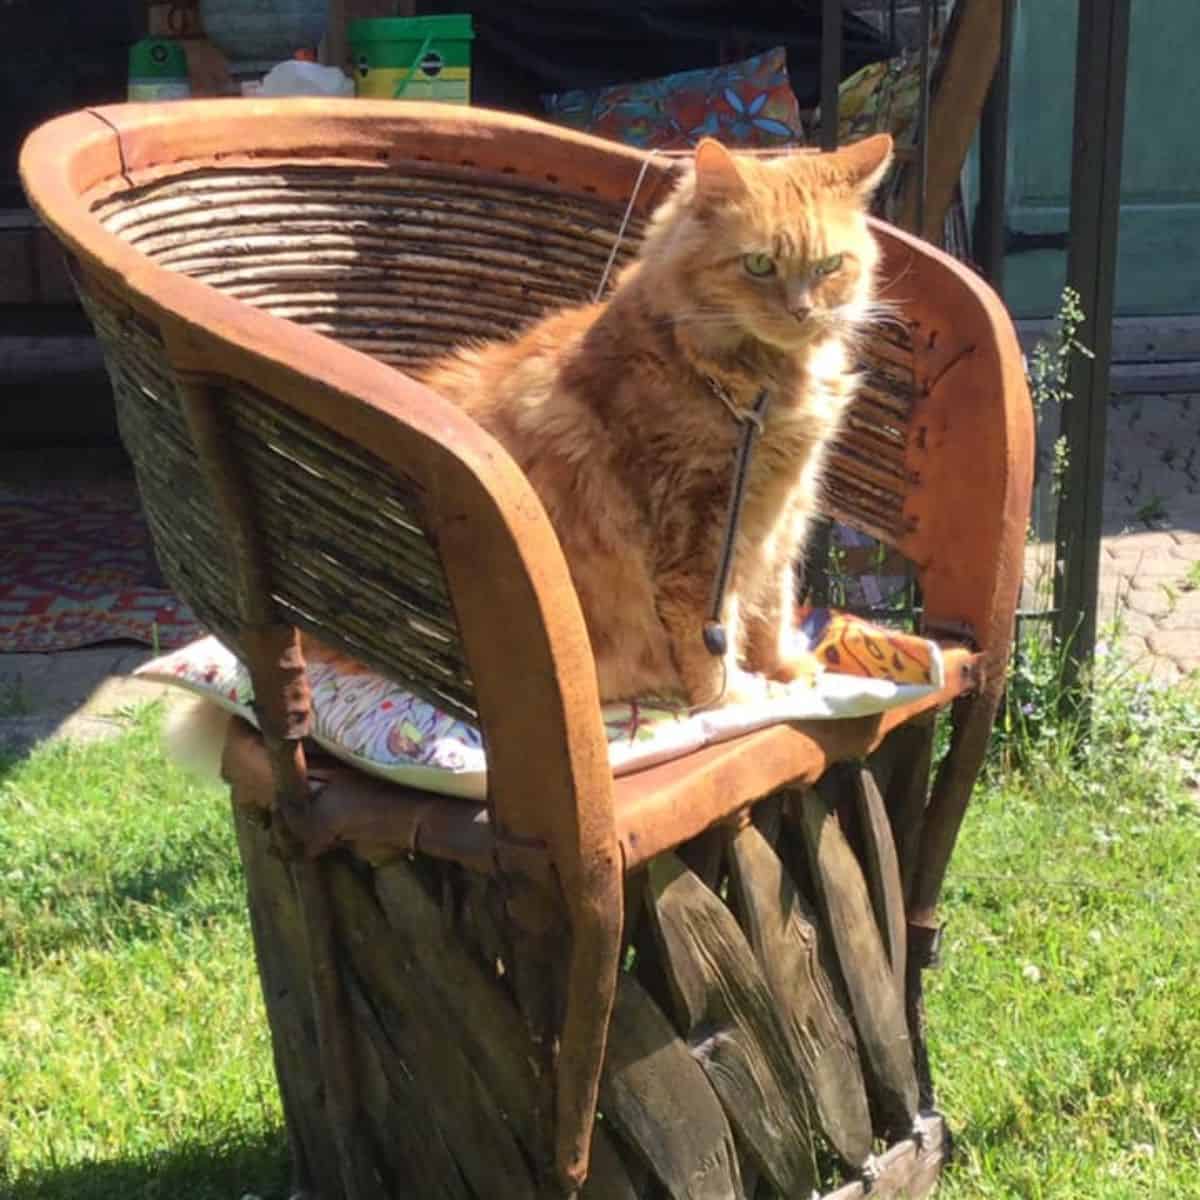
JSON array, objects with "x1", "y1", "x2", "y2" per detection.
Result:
[
  {"x1": 719, "y1": 668, "x2": 779, "y2": 707},
  {"x1": 722, "y1": 673, "x2": 765, "y2": 707},
  {"x1": 768, "y1": 650, "x2": 823, "y2": 689}
]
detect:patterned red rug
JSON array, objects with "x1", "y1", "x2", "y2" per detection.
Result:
[{"x1": 0, "y1": 476, "x2": 204, "y2": 653}]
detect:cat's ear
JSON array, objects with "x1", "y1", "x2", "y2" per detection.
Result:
[
  {"x1": 693, "y1": 138, "x2": 747, "y2": 205},
  {"x1": 836, "y1": 133, "x2": 895, "y2": 198}
]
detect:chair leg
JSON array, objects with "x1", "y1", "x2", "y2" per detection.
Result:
[
  {"x1": 556, "y1": 879, "x2": 625, "y2": 1195},
  {"x1": 876, "y1": 714, "x2": 937, "y2": 906},
  {"x1": 495, "y1": 852, "x2": 624, "y2": 1198},
  {"x1": 493, "y1": 867, "x2": 566, "y2": 1185},
  {"x1": 909, "y1": 684, "x2": 1001, "y2": 929},
  {"x1": 290, "y1": 855, "x2": 388, "y2": 1200},
  {"x1": 902, "y1": 682, "x2": 1003, "y2": 1109}
]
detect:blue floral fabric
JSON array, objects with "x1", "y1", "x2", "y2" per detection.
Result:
[{"x1": 541, "y1": 47, "x2": 805, "y2": 150}]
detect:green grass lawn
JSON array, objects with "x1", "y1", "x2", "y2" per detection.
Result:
[
  {"x1": 0, "y1": 712, "x2": 289, "y2": 1199},
  {"x1": 1, "y1": 679, "x2": 1197, "y2": 1198},
  {"x1": 929, "y1": 669, "x2": 1200, "y2": 1199}
]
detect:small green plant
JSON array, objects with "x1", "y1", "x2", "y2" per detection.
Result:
[
  {"x1": 1136, "y1": 494, "x2": 1168, "y2": 527},
  {"x1": 1022, "y1": 288, "x2": 1093, "y2": 614},
  {"x1": 994, "y1": 607, "x2": 1200, "y2": 797},
  {"x1": 825, "y1": 539, "x2": 849, "y2": 609},
  {"x1": 1182, "y1": 559, "x2": 1200, "y2": 592},
  {"x1": 995, "y1": 622, "x2": 1082, "y2": 773},
  {"x1": 1027, "y1": 285, "x2": 1093, "y2": 421},
  {"x1": 1050, "y1": 434, "x2": 1071, "y2": 498}
]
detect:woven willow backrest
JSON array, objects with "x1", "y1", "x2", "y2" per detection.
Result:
[
  {"x1": 85, "y1": 154, "x2": 920, "y2": 716},
  {"x1": 83, "y1": 287, "x2": 475, "y2": 719},
  {"x1": 84, "y1": 160, "x2": 654, "y2": 719},
  {"x1": 91, "y1": 163, "x2": 646, "y2": 371}
]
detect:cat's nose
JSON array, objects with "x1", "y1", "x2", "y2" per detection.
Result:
[{"x1": 790, "y1": 304, "x2": 812, "y2": 322}]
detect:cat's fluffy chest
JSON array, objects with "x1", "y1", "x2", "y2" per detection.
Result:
[{"x1": 645, "y1": 339, "x2": 852, "y2": 521}]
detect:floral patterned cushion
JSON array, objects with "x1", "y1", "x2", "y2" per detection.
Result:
[
  {"x1": 137, "y1": 607, "x2": 943, "y2": 801},
  {"x1": 540, "y1": 47, "x2": 805, "y2": 151},
  {"x1": 810, "y1": 50, "x2": 931, "y2": 149}
]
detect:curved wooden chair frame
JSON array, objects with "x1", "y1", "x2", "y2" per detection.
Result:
[{"x1": 22, "y1": 100, "x2": 1032, "y2": 1200}]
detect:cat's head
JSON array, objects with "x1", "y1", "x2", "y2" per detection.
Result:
[{"x1": 639, "y1": 134, "x2": 894, "y2": 351}]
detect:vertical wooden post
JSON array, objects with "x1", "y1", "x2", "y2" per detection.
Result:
[{"x1": 895, "y1": 0, "x2": 1008, "y2": 242}]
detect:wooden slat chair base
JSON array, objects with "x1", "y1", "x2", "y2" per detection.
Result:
[{"x1": 21, "y1": 101, "x2": 1032, "y2": 1200}]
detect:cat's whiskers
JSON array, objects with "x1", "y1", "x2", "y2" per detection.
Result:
[{"x1": 871, "y1": 262, "x2": 917, "y2": 304}]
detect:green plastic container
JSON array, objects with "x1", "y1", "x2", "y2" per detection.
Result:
[
  {"x1": 127, "y1": 38, "x2": 191, "y2": 102},
  {"x1": 348, "y1": 14, "x2": 473, "y2": 104}
]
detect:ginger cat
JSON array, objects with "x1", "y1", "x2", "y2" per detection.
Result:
[
  {"x1": 420, "y1": 134, "x2": 893, "y2": 707},
  {"x1": 166, "y1": 134, "x2": 893, "y2": 776}
]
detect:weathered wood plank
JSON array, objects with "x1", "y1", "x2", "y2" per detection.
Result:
[
  {"x1": 749, "y1": 793, "x2": 783, "y2": 845},
  {"x1": 878, "y1": 717, "x2": 935, "y2": 905},
  {"x1": 791, "y1": 790, "x2": 918, "y2": 1138},
  {"x1": 232, "y1": 804, "x2": 342, "y2": 1200},
  {"x1": 738, "y1": 1161, "x2": 759, "y2": 1199},
  {"x1": 328, "y1": 858, "x2": 541, "y2": 1198},
  {"x1": 1111, "y1": 360, "x2": 1200, "y2": 395},
  {"x1": 864, "y1": 732, "x2": 899, "y2": 804},
  {"x1": 677, "y1": 825, "x2": 726, "y2": 889},
  {"x1": 726, "y1": 821, "x2": 873, "y2": 1168},
  {"x1": 581, "y1": 1123, "x2": 649, "y2": 1200},
  {"x1": 482, "y1": 874, "x2": 564, "y2": 1181},
  {"x1": 456, "y1": 870, "x2": 513, "y2": 981},
  {"x1": 341, "y1": 966, "x2": 466, "y2": 1199},
  {"x1": 645, "y1": 852, "x2": 821, "y2": 1198},
  {"x1": 823, "y1": 1113, "x2": 947, "y2": 1200},
  {"x1": 895, "y1": 0, "x2": 1004, "y2": 240},
  {"x1": 1016, "y1": 313, "x2": 1200, "y2": 364},
  {"x1": 629, "y1": 868, "x2": 678, "y2": 1024},
  {"x1": 600, "y1": 971, "x2": 743, "y2": 1200},
  {"x1": 372, "y1": 862, "x2": 540, "y2": 1148},
  {"x1": 849, "y1": 767, "x2": 908, "y2": 995}
]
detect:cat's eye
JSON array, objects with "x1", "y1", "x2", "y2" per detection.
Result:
[
  {"x1": 813, "y1": 253, "x2": 845, "y2": 277},
  {"x1": 742, "y1": 252, "x2": 776, "y2": 278}
]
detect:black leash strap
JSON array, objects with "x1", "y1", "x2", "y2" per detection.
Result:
[{"x1": 703, "y1": 387, "x2": 771, "y2": 656}]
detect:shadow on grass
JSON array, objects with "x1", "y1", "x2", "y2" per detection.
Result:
[
  {"x1": 0, "y1": 853, "x2": 252, "y2": 975},
  {"x1": 0, "y1": 845, "x2": 254, "y2": 973},
  {"x1": 2, "y1": 1126, "x2": 290, "y2": 1200},
  {"x1": 0, "y1": 733, "x2": 52, "y2": 781},
  {"x1": 108, "y1": 856, "x2": 236, "y2": 914}
]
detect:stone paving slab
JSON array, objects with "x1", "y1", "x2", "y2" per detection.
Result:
[
  {"x1": 0, "y1": 644, "x2": 185, "y2": 759},
  {"x1": 1024, "y1": 392, "x2": 1200, "y2": 685},
  {"x1": 1098, "y1": 394, "x2": 1199, "y2": 683}
]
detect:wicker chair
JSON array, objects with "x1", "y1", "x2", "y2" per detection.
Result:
[{"x1": 21, "y1": 100, "x2": 1032, "y2": 1200}]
